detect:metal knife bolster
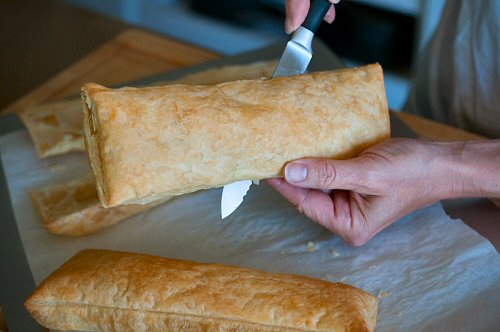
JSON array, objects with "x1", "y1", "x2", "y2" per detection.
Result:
[
  {"x1": 273, "y1": 27, "x2": 314, "y2": 78},
  {"x1": 290, "y1": 26, "x2": 314, "y2": 53},
  {"x1": 273, "y1": 0, "x2": 331, "y2": 78}
]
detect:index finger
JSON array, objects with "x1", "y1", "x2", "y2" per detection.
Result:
[{"x1": 286, "y1": 0, "x2": 338, "y2": 33}]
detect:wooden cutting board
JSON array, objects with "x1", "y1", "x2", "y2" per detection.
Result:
[{"x1": 1, "y1": 29, "x2": 218, "y2": 115}]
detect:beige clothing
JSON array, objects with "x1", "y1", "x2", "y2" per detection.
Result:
[{"x1": 405, "y1": 0, "x2": 500, "y2": 138}]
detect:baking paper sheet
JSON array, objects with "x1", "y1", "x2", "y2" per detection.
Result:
[{"x1": 1, "y1": 130, "x2": 499, "y2": 331}]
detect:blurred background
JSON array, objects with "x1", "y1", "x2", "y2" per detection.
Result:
[
  {"x1": 1, "y1": 0, "x2": 447, "y2": 111},
  {"x1": 63, "y1": 0, "x2": 446, "y2": 110}
]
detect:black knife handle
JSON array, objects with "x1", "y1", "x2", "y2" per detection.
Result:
[{"x1": 302, "y1": 0, "x2": 332, "y2": 33}]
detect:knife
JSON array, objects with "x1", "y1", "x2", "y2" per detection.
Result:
[{"x1": 221, "y1": 0, "x2": 332, "y2": 219}]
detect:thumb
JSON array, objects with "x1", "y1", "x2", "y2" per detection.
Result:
[{"x1": 284, "y1": 158, "x2": 367, "y2": 191}]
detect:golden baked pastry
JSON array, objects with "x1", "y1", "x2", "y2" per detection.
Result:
[
  {"x1": 82, "y1": 64, "x2": 390, "y2": 207},
  {"x1": 18, "y1": 99, "x2": 84, "y2": 158},
  {"x1": 18, "y1": 60, "x2": 276, "y2": 159},
  {"x1": 25, "y1": 249, "x2": 379, "y2": 331},
  {"x1": 29, "y1": 178, "x2": 170, "y2": 236}
]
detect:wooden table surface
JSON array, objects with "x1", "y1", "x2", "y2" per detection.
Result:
[
  {"x1": 0, "y1": 0, "x2": 129, "y2": 111},
  {"x1": 1, "y1": 29, "x2": 218, "y2": 115}
]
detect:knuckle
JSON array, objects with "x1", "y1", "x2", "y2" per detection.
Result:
[{"x1": 314, "y1": 160, "x2": 337, "y2": 188}]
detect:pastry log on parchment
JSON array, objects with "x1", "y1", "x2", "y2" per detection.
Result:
[
  {"x1": 25, "y1": 249, "x2": 379, "y2": 331},
  {"x1": 29, "y1": 178, "x2": 170, "y2": 236}
]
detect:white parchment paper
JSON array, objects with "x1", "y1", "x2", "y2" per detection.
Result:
[{"x1": 1, "y1": 130, "x2": 499, "y2": 331}]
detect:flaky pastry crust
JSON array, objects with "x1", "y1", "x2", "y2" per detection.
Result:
[
  {"x1": 25, "y1": 249, "x2": 378, "y2": 331},
  {"x1": 82, "y1": 64, "x2": 390, "y2": 207},
  {"x1": 29, "y1": 178, "x2": 170, "y2": 236}
]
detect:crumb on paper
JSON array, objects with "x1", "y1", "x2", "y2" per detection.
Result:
[
  {"x1": 307, "y1": 242, "x2": 317, "y2": 252},
  {"x1": 378, "y1": 290, "x2": 391, "y2": 298},
  {"x1": 397, "y1": 311, "x2": 402, "y2": 317},
  {"x1": 267, "y1": 230, "x2": 273, "y2": 236},
  {"x1": 369, "y1": 264, "x2": 377, "y2": 270},
  {"x1": 322, "y1": 274, "x2": 333, "y2": 279},
  {"x1": 280, "y1": 250, "x2": 286, "y2": 255},
  {"x1": 331, "y1": 248, "x2": 340, "y2": 257}
]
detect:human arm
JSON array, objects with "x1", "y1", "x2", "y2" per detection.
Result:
[{"x1": 268, "y1": 138, "x2": 500, "y2": 246}]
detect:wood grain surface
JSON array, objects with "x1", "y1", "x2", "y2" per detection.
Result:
[
  {"x1": 2, "y1": 29, "x2": 218, "y2": 115},
  {"x1": 395, "y1": 112, "x2": 486, "y2": 141}
]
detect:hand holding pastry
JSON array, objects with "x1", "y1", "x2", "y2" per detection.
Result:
[{"x1": 268, "y1": 138, "x2": 500, "y2": 246}]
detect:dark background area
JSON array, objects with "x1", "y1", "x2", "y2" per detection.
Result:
[
  {"x1": 0, "y1": 0, "x2": 125, "y2": 111},
  {"x1": 188, "y1": 0, "x2": 415, "y2": 69}
]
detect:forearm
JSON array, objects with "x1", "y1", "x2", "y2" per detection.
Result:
[{"x1": 437, "y1": 140, "x2": 500, "y2": 199}]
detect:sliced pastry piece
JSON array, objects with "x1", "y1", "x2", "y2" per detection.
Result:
[
  {"x1": 19, "y1": 99, "x2": 84, "y2": 158},
  {"x1": 29, "y1": 178, "x2": 170, "y2": 236}
]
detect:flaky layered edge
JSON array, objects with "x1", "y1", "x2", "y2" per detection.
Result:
[{"x1": 81, "y1": 84, "x2": 110, "y2": 207}]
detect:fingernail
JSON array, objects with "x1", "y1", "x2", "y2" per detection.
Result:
[
  {"x1": 285, "y1": 163, "x2": 307, "y2": 182},
  {"x1": 285, "y1": 19, "x2": 294, "y2": 34}
]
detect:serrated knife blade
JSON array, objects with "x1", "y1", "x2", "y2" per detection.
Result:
[{"x1": 221, "y1": 180, "x2": 252, "y2": 219}]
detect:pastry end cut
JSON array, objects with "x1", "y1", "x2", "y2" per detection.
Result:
[{"x1": 81, "y1": 84, "x2": 110, "y2": 207}]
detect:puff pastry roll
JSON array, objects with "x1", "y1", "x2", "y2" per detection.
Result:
[
  {"x1": 25, "y1": 249, "x2": 379, "y2": 332},
  {"x1": 29, "y1": 178, "x2": 170, "y2": 236},
  {"x1": 82, "y1": 64, "x2": 390, "y2": 207}
]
